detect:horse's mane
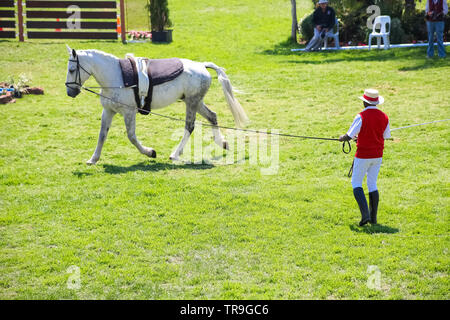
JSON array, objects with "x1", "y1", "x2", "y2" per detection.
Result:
[{"x1": 81, "y1": 49, "x2": 119, "y2": 61}]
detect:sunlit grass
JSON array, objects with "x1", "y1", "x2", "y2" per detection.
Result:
[{"x1": 0, "y1": 0, "x2": 449, "y2": 299}]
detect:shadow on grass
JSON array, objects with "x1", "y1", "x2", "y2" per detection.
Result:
[
  {"x1": 349, "y1": 224, "x2": 399, "y2": 234},
  {"x1": 261, "y1": 37, "x2": 303, "y2": 55},
  {"x1": 398, "y1": 58, "x2": 449, "y2": 71},
  {"x1": 102, "y1": 161, "x2": 214, "y2": 174},
  {"x1": 72, "y1": 171, "x2": 93, "y2": 178},
  {"x1": 262, "y1": 38, "x2": 450, "y2": 70}
]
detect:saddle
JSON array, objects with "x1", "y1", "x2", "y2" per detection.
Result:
[{"x1": 119, "y1": 54, "x2": 184, "y2": 115}]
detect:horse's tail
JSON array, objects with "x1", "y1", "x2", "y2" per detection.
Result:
[{"x1": 204, "y1": 62, "x2": 249, "y2": 128}]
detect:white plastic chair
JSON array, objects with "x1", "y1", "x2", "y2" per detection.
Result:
[
  {"x1": 324, "y1": 18, "x2": 340, "y2": 49},
  {"x1": 368, "y1": 15, "x2": 391, "y2": 50}
]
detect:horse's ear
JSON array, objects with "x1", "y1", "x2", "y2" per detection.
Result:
[
  {"x1": 72, "y1": 49, "x2": 77, "y2": 58},
  {"x1": 66, "y1": 44, "x2": 72, "y2": 55}
]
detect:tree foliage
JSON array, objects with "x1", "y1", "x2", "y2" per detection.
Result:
[
  {"x1": 146, "y1": 0, "x2": 173, "y2": 32},
  {"x1": 299, "y1": 0, "x2": 446, "y2": 44}
]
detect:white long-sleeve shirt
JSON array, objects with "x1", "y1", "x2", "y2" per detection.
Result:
[
  {"x1": 346, "y1": 107, "x2": 391, "y2": 139},
  {"x1": 426, "y1": 0, "x2": 449, "y2": 15}
]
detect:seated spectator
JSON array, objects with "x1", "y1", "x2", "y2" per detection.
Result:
[{"x1": 305, "y1": 0, "x2": 336, "y2": 51}]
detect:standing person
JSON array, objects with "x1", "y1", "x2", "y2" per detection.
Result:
[
  {"x1": 426, "y1": 0, "x2": 448, "y2": 58},
  {"x1": 305, "y1": 0, "x2": 336, "y2": 51},
  {"x1": 339, "y1": 89, "x2": 391, "y2": 226}
]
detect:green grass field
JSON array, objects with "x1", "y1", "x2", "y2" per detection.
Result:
[{"x1": 0, "y1": 0, "x2": 449, "y2": 299}]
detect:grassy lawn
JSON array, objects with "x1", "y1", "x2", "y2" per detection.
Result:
[{"x1": 0, "y1": 0, "x2": 449, "y2": 299}]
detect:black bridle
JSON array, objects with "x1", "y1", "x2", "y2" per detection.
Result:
[{"x1": 65, "y1": 54, "x2": 91, "y2": 90}]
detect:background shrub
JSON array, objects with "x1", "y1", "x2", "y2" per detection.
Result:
[
  {"x1": 299, "y1": 12, "x2": 314, "y2": 42},
  {"x1": 389, "y1": 17, "x2": 406, "y2": 44},
  {"x1": 401, "y1": 10, "x2": 427, "y2": 42},
  {"x1": 300, "y1": 0, "x2": 448, "y2": 44}
]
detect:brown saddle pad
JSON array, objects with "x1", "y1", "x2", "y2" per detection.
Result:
[
  {"x1": 147, "y1": 58, "x2": 184, "y2": 86},
  {"x1": 118, "y1": 57, "x2": 184, "y2": 115},
  {"x1": 119, "y1": 57, "x2": 138, "y2": 88}
]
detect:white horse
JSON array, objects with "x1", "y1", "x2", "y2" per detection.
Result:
[{"x1": 64, "y1": 45, "x2": 248, "y2": 165}]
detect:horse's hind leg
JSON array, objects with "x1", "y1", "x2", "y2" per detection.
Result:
[
  {"x1": 198, "y1": 103, "x2": 228, "y2": 150},
  {"x1": 123, "y1": 111, "x2": 156, "y2": 158},
  {"x1": 170, "y1": 102, "x2": 198, "y2": 161},
  {"x1": 87, "y1": 108, "x2": 116, "y2": 165}
]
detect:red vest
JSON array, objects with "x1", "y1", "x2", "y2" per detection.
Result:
[
  {"x1": 356, "y1": 108, "x2": 389, "y2": 159},
  {"x1": 427, "y1": 0, "x2": 444, "y2": 21}
]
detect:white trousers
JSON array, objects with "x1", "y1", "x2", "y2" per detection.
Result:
[
  {"x1": 305, "y1": 28, "x2": 336, "y2": 50},
  {"x1": 351, "y1": 157, "x2": 382, "y2": 192}
]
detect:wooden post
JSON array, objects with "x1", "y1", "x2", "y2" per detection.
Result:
[
  {"x1": 291, "y1": 0, "x2": 298, "y2": 43},
  {"x1": 119, "y1": 0, "x2": 126, "y2": 43},
  {"x1": 17, "y1": 0, "x2": 24, "y2": 41}
]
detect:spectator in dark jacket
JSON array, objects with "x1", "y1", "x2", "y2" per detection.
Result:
[{"x1": 305, "y1": 0, "x2": 336, "y2": 51}]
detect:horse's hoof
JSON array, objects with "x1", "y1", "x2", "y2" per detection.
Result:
[
  {"x1": 223, "y1": 141, "x2": 229, "y2": 150},
  {"x1": 86, "y1": 159, "x2": 97, "y2": 165},
  {"x1": 169, "y1": 154, "x2": 179, "y2": 161},
  {"x1": 144, "y1": 148, "x2": 156, "y2": 158}
]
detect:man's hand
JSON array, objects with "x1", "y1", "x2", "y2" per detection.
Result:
[
  {"x1": 324, "y1": 28, "x2": 329, "y2": 33},
  {"x1": 427, "y1": 11, "x2": 433, "y2": 16},
  {"x1": 339, "y1": 134, "x2": 352, "y2": 142}
]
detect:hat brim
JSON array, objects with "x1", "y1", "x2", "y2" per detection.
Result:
[{"x1": 358, "y1": 95, "x2": 384, "y2": 105}]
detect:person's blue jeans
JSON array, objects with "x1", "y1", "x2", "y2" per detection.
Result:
[{"x1": 427, "y1": 21, "x2": 446, "y2": 58}]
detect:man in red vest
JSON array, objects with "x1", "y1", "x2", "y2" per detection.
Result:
[
  {"x1": 339, "y1": 89, "x2": 391, "y2": 226},
  {"x1": 426, "y1": 0, "x2": 448, "y2": 58}
]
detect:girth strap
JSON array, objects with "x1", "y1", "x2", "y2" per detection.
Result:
[
  {"x1": 118, "y1": 57, "x2": 142, "y2": 113},
  {"x1": 128, "y1": 58, "x2": 149, "y2": 115},
  {"x1": 141, "y1": 58, "x2": 184, "y2": 115},
  {"x1": 141, "y1": 58, "x2": 152, "y2": 115}
]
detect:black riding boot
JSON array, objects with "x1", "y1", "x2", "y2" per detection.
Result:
[
  {"x1": 353, "y1": 187, "x2": 370, "y2": 226},
  {"x1": 369, "y1": 190, "x2": 379, "y2": 224}
]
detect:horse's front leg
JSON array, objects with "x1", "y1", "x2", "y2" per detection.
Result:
[
  {"x1": 87, "y1": 108, "x2": 116, "y2": 165},
  {"x1": 123, "y1": 111, "x2": 156, "y2": 158}
]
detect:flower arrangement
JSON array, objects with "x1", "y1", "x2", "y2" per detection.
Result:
[
  {"x1": 1, "y1": 73, "x2": 43, "y2": 104},
  {"x1": 7, "y1": 73, "x2": 32, "y2": 92},
  {"x1": 127, "y1": 30, "x2": 152, "y2": 41}
]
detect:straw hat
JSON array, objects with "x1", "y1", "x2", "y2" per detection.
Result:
[{"x1": 358, "y1": 89, "x2": 384, "y2": 105}]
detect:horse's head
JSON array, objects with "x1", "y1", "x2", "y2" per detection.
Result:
[{"x1": 65, "y1": 45, "x2": 90, "y2": 98}]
